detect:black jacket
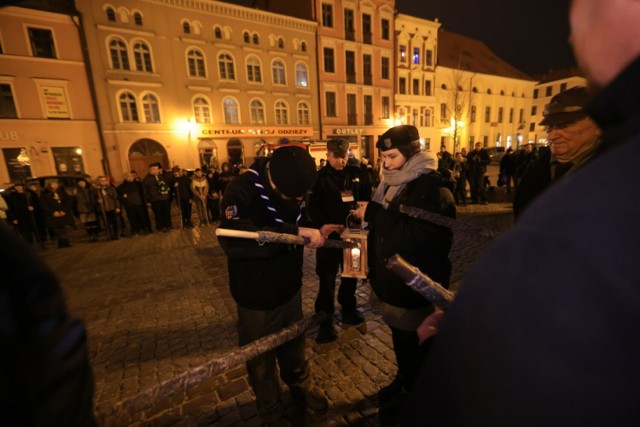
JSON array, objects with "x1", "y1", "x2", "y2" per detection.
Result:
[
  {"x1": 116, "y1": 180, "x2": 145, "y2": 207},
  {"x1": 308, "y1": 164, "x2": 371, "y2": 229},
  {"x1": 365, "y1": 172, "x2": 455, "y2": 309},
  {"x1": 217, "y1": 158, "x2": 308, "y2": 310},
  {"x1": 39, "y1": 189, "x2": 75, "y2": 228},
  {"x1": 142, "y1": 173, "x2": 170, "y2": 203},
  {"x1": 513, "y1": 148, "x2": 552, "y2": 219}
]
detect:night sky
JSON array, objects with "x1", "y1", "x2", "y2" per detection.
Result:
[{"x1": 222, "y1": 0, "x2": 576, "y2": 76}]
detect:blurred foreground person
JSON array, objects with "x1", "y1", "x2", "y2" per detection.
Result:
[
  {"x1": 404, "y1": 0, "x2": 640, "y2": 425},
  {"x1": 0, "y1": 223, "x2": 96, "y2": 425}
]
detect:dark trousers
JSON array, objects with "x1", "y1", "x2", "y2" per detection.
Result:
[
  {"x1": 390, "y1": 326, "x2": 433, "y2": 392},
  {"x1": 150, "y1": 199, "x2": 171, "y2": 231},
  {"x1": 237, "y1": 291, "x2": 311, "y2": 423},
  {"x1": 314, "y1": 246, "x2": 358, "y2": 315},
  {"x1": 12, "y1": 222, "x2": 35, "y2": 244},
  {"x1": 453, "y1": 179, "x2": 467, "y2": 204},
  {"x1": 124, "y1": 205, "x2": 147, "y2": 234},
  {"x1": 469, "y1": 172, "x2": 487, "y2": 203},
  {"x1": 177, "y1": 198, "x2": 193, "y2": 227},
  {"x1": 101, "y1": 210, "x2": 119, "y2": 239},
  {"x1": 208, "y1": 197, "x2": 220, "y2": 222}
]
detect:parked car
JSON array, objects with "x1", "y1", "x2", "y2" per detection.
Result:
[{"x1": 486, "y1": 146, "x2": 506, "y2": 164}]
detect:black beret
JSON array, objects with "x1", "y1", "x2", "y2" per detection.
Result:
[
  {"x1": 376, "y1": 125, "x2": 420, "y2": 151},
  {"x1": 539, "y1": 86, "x2": 590, "y2": 126},
  {"x1": 326, "y1": 138, "x2": 350, "y2": 157},
  {"x1": 269, "y1": 146, "x2": 317, "y2": 198}
]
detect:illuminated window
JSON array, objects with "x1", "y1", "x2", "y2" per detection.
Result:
[
  {"x1": 250, "y1": 99, "x2": 265, "y2": 124},
  {"x1": 223, "y1": 98, "x2": 239, "y2": 124},
  {"x1": 413, "y1": 48, "x2": 420, "y2": 65},
  {"x1": 295, "y1": 63, "x2": 308, "y2": 87},
  {"x1": 193, "y1": 97, "x2": 211, "y2": 123},
  {"x1": 142, "y1": 93, "x2": 160, "y2": 123},
  {"x1": 399, "y1": 45, "x2": 407, "y2": 62}
]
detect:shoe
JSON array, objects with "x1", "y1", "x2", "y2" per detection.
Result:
[
  {"x1": 290, "y1": 386, "x2": 328, "y2": 413},
  {"x1": 315, "y1": 321, "x2": 337, "y2": 343},
  {"x1": 341, "y1": 310, "x2": 364, "y2": 325}
]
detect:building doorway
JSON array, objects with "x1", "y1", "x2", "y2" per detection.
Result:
[
  {"x1": 128, "y1": 139, "x2": 169, "y2": 176},
  {"x1": 198, "y1": 139, "x2": 218, "y2": 171}
]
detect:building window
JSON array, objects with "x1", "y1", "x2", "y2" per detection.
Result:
[
  {"x1": 109, "y1": 39, "x2": 130, "y2": 70},
  {"x1": 485, "y1": 106, "x2": 491, "y2": 123},
  {"x1": 363, "y1": 54, "x2": 372, "y2": 85},
  {"x1": 252, "y1": 33, "x2": 259, "y2": 44},
  {"x1": 323, "y1": 47, "x2": 335, "y2": 73},
  {"x1": 28, "y1": 27, "x2": 56, "y2": 58},
  {"x1": 533, "y1": 88, "x2": 539, "y2": 99},
  {"x1": 119, "y1": 92, "x2": 138, "y2": 122},
  {"x1": 347, "y1": 94, "x2": 357, "y2": 125},
  {"x1": 382, "y1": 96, "x2": 390, "y2": 119},
  {"x1": 301, "y1": 41, "x2": 307, "y2": 52},
  {"x1": 344, "y1": 8, "x2": 355, "y2": 40},
  {"x1": 424, "y1": 80, "x2": 432, "y2": 96},
  {"x1": 399, "y1": 77, "x2": 406, "y2": 94},
  {"x1": 193, "y1": 97, "x2": 212, "y2": 123},
  {"x1": 223, "y1": 98, "x2": 239, "y2": 124},
  {"x1": 272, "y1": 60, "x2": 286, "y2": 85},
  {"x1": 471, "y1": 105, "x2": 477, "y2": 122},
  {"x1": 214, "y1": 26, "x2": 222, "y2": 39},
  {"x1": 519, "y1": 108, "x2": 524, "y2": 123},
  {"x1": 295, "y1": 63, "x2": 308, "y2": 87},
  {"x1": 531, "y1": 105, "x2": 537, "y2": 115},
  {"x1": 530, "y1": 122, "x2": 536, "y2": 131},
  {"x1": 362, "y1": 13, "x2": 372, "y2": 44},
  {"x1": 243, "y1": 31, "x2": 250, "y2": 43},
  {"x1": 426, "y1": 49, "x2": 433, "y2": 66},
  {"x1": 498, "y1": 107, "x2": 504, "y2": 123},
  {"x1": 509, "y1": 108, "x2": 514, "y2": 123},
  {"x1": 275, "y1": 101, "x2": 288, "y2": 125},
  {"x1": 133, "y1": 41, "x2": 153, "y2": 73},
  {"x1": 106, "y1": 7, "x2": 116, "y2": 21},
  {"x1": 0, "y1": 84, "x2": 17, "y2": 118},
  {"x1": 399, "y1": 45, "x2": 407, "y2": 63},
  {"x1": 246, "y1": 56, "x2": 262, "y2": 83},
  {"x1": 364, "y1": 95, "x2": 373, "y2": 125},
  {"x1": 142, "y1": 93, "x2": 160, "y2": 123},
  {"x1": 560, "y1": 82, "x2": 568, "y2": 92},
  {"x1": 182, "y1": 21, "x2": 191, "y2": 34},
  {"x1": 545, "y1": 86, "x2": 553, "y2": 96},
  {"x1": 440, "y1": 103, "x2": 447, "y2": 121},
  {"x1": 133, "y1": 12, "x2": 143, "y2": 26},
  {"x1": 277, "y1": 37, "x2": 284, "y2": 49},
  {"x1": 413, "y1": 48, "x2": 420, "y2": 65},
  {"x1": 346, "y1": 51, "x2": 356, "y2": 83},
  {"x1": 413, "y1": 79, "x2": 420, "y2": 95},
  {"x1": 250, "y1": 99, "x2": 265, "y2": 124},
  {"x1": 322, "y1": 3, "x2": 333, "y2": 27},
  {"x1": 424, "y1": 108, "x2": 432, "y2": 127},
  {"x1": 381, "y1": 56, "x2": 389, "y2": 80},
  {"x1": 187, "y1": 49, "x2": 206, "y2": 77},
  {"x1": 218, "y1": 53, "x2": 235, "y2": 80},
  {"x1": 325, "y1": 91, "x2": 336, "y2": 117},
  {"x1": 381, "y1": 18, "x2": 390, "y2": 40},
  {"x1": 297, "y1": 101, "x2": 310, "y2": 125}
]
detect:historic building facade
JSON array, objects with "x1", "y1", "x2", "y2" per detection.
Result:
[
  {"x1": 75, "y1": 0, "x2": 319, "y2": 177},
  {"x1": 0, "y1": 3, "x2": 104, "y2": 184}
]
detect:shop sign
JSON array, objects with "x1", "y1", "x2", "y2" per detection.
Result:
[
  {"x1": 333, "y1": 128, "x2": 365, "y2": 135},
  {"x1": 200, "y1": 127, "x2": 313, "y2": 137},
  {"x1": 42, "y1": 86, "x2": 70, "y2": 119}
]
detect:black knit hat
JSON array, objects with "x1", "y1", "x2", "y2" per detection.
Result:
[
  {"x1": 539, "y1": 86, "x2": 590, "y2": 126},
  {"x1": 376, "y1": 125, "x2": 420, "y2": 151},
  {"x1": 269, "y1": 146, "x2": 317, "y2": 198}
]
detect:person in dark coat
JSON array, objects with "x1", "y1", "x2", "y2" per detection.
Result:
[
  {"x1": 217, "y1": 146, "x2": 328, "y2": 426},
  {"x1": 513, "y1": 142, "x2": 537, "y2": 188},
  {"x1": 513, "y1": 86, "x2": 601, "y2": 219},
  {"x1": 351, "y1": 125, "x2": 455, "y2": 425},
  {"x1": 404, "y1": 1, "x2": 640, "y2": 424},
  {"x1": 39, "y1": 180, "x2": 75, "y2": 248},
  {"x1": 206, "y1": 167, "x2": 221, "y2": 222},
  {"x1": 499, "y1": 147, "x2": 517, "y2": 194},
  {"x1": 142, "y1": 163, "x2": 172, "y2": 232},
  {"x1": 452, "y1": 152, "x2": 468, "y2": 205},
  {"x1": 466, "y1": 141, "x2": 490, "y2": 204},
  {"x1": 171, "y1": 167, "x2": 194, "y2": 229},
  {"x1": 0, "y1": 222, "x2": 96, "y2": 426},
  {"x1": 6, "y1": 182, "x2": 38, "y2": 244},
  {"x1": 95, "y1": 176, "x2": 121, "y2": 240},
  {"x1": 308, "y1": 138, "x2": 372, "y2": 343},
  {"x1": 74, "y1": 178, "x2": 99, "y2": 242},
  {"x1": 117, "y1": 172, "x2": 149, "y2": 235}
]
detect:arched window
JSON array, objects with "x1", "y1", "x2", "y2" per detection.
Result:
[
  {"x1": 141, "y1": 93, "x2": 160, "y2": 123},
  {"x1": 133, "y1": 41, "x2": 153, "y2": 73},
  {"x1": 243, "y1": 31, "x2": 250, "y2": 43},
  {"x1": 250, "y1": 99, "x2": 265, "y2": 124},
  {"x1": 275, "y1": 101, "x2": 288, "y2": 125},
  {"x1": 214, "y1": 26, "x2": 222, "y2": 39},
  {"x1": 106, "y1": 7, "x2": 116, "y2": 22},
  {"x1": 487, "y1": 88, "x2": 493, "y2": 95},
  {"x1": 252, "y1": 33, "x2": 259, "y2": 45},
  {"x1": 246, "y1": 56, "x2": 262, "y2": 83},
  {"x1": 182, "y1": 21, "x2": 191, "y2": 34},
  {"x1": 187, "y1": 49, "x2": 206, "y2": 77},
  {"x1": 109, "y1": 39, "x2": 130, "y2": 70},
  {"x1": 193, "y1": 97, "x2": 212, "y2": 123},
  {"x1": 277, "y1": 37, "x2": 284, "y2": 49},
  {"x1": 297, "y1": 101, "x2": 310, "y2": 125},
  {"x1": 218, "y1": 53, "x2": 235, "y2": 80},
  {"x1": 295, "y1": 62, "x2": 308, "y2": 87},
  {"x1": 223, "y1": 98, "x2": 239, "y2": 124},
  {"x1": 118, "y1": 92, "x2": 138, "y2": 122},
  {"x1": 301, "y1": 41, "x2": 307, "y2": 52},
  {"x1": 133, "y1": 11, "x2": 143, "y2": 26},
  {"x1": 272, "y1": 59, "x2": 286, "y2": 85}
]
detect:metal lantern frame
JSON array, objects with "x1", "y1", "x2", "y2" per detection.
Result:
[{"x1": 340, "y1": 228, "x2": 369, "y2": 279}]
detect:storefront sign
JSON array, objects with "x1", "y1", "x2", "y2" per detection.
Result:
[
  {"x1": 0, "y1": 130, "x2": 19, "y2": 141},
  {"x1": 200, "y1": 126, "x2": 313, "y2": 138},
  {"x1": 41, "y1": 86, "x2": 70, "y2": 119},
  {"x1": 333, "y1": 128, "x2": 365, "y2": 135}
]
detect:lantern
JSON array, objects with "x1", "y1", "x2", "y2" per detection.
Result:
[{"x1": 341, "y1": 228, "x2": 369, "y2": 279}]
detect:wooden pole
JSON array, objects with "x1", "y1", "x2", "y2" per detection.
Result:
[{"x1": 215, "y1": 228, "x2": 357, "y2": 249}]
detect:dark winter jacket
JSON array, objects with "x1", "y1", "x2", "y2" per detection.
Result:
[
  {"x1": 142, "y1": 173, "x2": 170, "y2": 203},
  {"x1": 116, "y1": 180, "x2": 145, "y2": 207},
  {"x1": 39, "y1": 188, "x2": 75, "y2": 228},
  {"x1": 467, "y1": 148, "x2": 490, "y2": 175}
]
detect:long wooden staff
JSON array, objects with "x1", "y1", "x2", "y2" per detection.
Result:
[
  {"x1": 215, "y1": 228, "x2": 357, "y2": 249},
  {"x1": 398, "y1": 204, "x2": 498, "y2": 239}
]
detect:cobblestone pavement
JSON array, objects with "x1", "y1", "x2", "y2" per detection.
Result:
[{"x1": 39, "y1": 201, "x2": 513, "y2": 426}]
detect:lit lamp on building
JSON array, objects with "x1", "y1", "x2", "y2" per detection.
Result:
[{"x1": 340, "y1": 227, "x2": 368, "y2": 279}]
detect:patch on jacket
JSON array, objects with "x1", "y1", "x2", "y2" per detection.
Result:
[{"x1": 225, "y1": 205, "x2": 238, "y2": 219}]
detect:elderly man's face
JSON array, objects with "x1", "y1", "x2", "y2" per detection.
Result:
[
  {"x1": 546, "y1": 118, "x2": 601, "y2": 162},
  {"x1": 327, "y1": 151, "x2": 348, "y2": 171}
]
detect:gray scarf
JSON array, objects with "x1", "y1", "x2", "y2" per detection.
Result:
[{"x1": 372, "y1": 151, "x2": 437, "y2": 208}]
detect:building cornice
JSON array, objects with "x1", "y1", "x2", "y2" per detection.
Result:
[{"x1": 96, "y1": 24, "x2": 156, "y2": 38}]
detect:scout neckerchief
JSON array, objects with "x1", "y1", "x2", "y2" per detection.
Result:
[{"x1": 248, "y1": 160, "x2": 301, "y2": 225}]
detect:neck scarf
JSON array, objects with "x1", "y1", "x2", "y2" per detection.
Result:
[
  {"x1": 248, "y1": 161, "x2": 301, "y2": 225},
  {"x1": 372, "y1": 151, "x2": 437, "y2": 208}
]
